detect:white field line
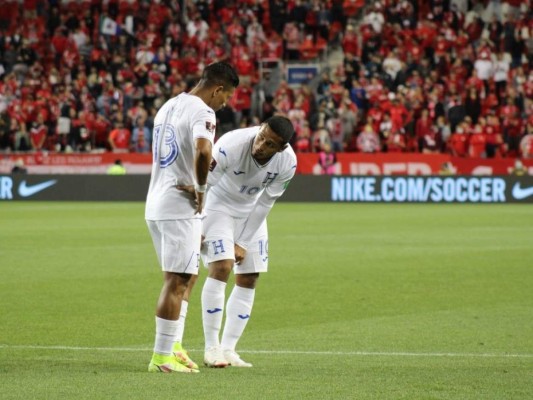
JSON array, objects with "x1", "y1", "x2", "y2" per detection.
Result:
[{"x1": 1, "y1": 344, "x2": 532, "y2": 358}]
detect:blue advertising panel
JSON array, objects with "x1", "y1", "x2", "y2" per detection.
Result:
[
  {"x1": 286, "y1": 64, "x2": 319, "y2": 85},
  {"x1": 1, "y1": 175, "x2": 532, "y2": 203}
]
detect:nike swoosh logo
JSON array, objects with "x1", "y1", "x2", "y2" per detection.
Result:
[
  {"x1": 207, "y1": 308, "x2": 223, "y2": 314},
  {"x1": 238, "y1": 314, "x2": 250, "y2": 320},
  {"x1": 233, "y1": 170, "x2": 245, "y2": 175},
  {"x1": 219, "y1": 148, "x2": 227, "y2": 157},
  {"x1": 262, "y1": 256, "x2": 268, "y2": 262},
  {"x1": 512, "y1": 183, "x2": 533, "y2": 200},
  {"x1": 18, "y1": 180, "x2": 57, "y2": 197}
]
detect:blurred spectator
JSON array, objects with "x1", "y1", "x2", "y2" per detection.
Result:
[
  {"x1": 447, "y1": 96, "x2": 467, "y2": 133},
  {"x1": 11, "y1": 158, "x2": 27, "y2": 174},
  {"x1": 421, "y1": 126, "x2": 442, "y2": 154},
  {"x1": 415, "y1": 109, "x2": 433, "y2": 152},
  {"x1": 283, "y1": 22, "x2": 301, "y2": 60},
  {"x1": 465, "y1": 88, "x2": 482, "y2": 125},
  {"x1": 357, "y1": 124, "x2": 380, "y2": 153},
  {"x1": 468, "y1": 123, "x2": 488, "y2": 158},
  {"x1": 474, "y1": 50, "x2": 493, "y2": 94},
  {"x1": 493, "y1": 52, "x2": 511, "y2": 103},
  {"x1": 434, "y1": 115, "x2": 452, "y2": 152},
  {"x1": 131, "y1": 119, "x2": 151, "y2": 153},
  {"x1": 484, "y1": 115, "x2": 506, "y2": 158},
  {"x1": 438, "y1": 161, "x2": 455, "y2": 176},
  {"x1": 500, "y1": 96, "x2": 522, "y2": 156},
  {"x1": 448, "y1": 124, "x2": 469, "y2": 157},
  {"x1": 108, "y1": 121, "x2": 131, "y2": 152},
  {"x1": 519, "y1": 121, "x2": 533, "y2": 159},
  {"x1": 29, "y1": 114, "x2": 47, "y2": 151},
  {"x1": 294, "y1": 121, "x2": 312, "y2": 153},
  {"x1": 318, "y1": 143, "x2": 338, "y2": 175},
  {"x1": 386, "y1": 129, "x2": 407, "y2": 153},
  {"x1": 510, "y1": 159, "x2": 528, "y2": 176},
  {"x1": 107, "y1": 159, "x2": 126, "y2": 175}
]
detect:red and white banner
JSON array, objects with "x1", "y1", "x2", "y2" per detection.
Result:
[
  {"x1": 0, "y1": 153, "x2": 153, "y2": 174},
  {"x1": 1, "y1": 152, "x2": 532, "y2": 175},
  {"x1": 296, "y1": 153, "x2": 533, "y2": 176}
]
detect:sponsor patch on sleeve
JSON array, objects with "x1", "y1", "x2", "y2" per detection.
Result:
[{"x1": 206, "y1": 121, "x2": 216, "y2": 133}]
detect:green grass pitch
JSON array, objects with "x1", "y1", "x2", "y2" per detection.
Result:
[{"x1": 1, "y1": 202, "x2": 532, "y2": 399}]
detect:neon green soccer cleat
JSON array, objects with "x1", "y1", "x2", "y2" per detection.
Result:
[
  {"x1": 148, "y1": 353, "x2": 198, "y2": 373},
  {"x1": 173, "y1": 342, "x2": 199, "y2": 371}
]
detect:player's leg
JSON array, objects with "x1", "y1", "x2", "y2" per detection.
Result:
[
  {"x1": 201, "y1": 259, "x2": 233, "y2": 367},
  {"x1": 221, "y1": 273, "x2": 258, "y2": 367},
  {"x1": 221, "y1": 223, "x2": 268, "y2": 367},
  {"x1": 200, "y1": 211, "x2": 237, "y2": 367},
  {"x1": 173, "y1": 274, "x2": 199, "y2": 370},
  {"x1": 147, "y1": 219, "x2": 200, "y2": 373}
]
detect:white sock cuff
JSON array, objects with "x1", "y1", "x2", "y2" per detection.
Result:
[
  {"x1": 234, "y1": 285, "x2": 255, "y2": 301},
  {"x1": 205, "y1": 277, "x2": 227, "y2": 292},
  {"x1": 155, "y1": 316, "x2": 179, "y2": 336},
  {"x1": 180, "y1": 300, "x2": 189, "y2": 317}
]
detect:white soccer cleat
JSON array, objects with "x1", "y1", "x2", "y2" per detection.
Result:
[
  {"x1": 223, "y1": 349, "x2": 253, "y2": 367},
  {"x1": 204, "y1": 346, "x2": 229, "y2": 368}
]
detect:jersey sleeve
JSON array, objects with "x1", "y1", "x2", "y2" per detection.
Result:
[
  {"x1": 191, "y1": 107, "x2": 217, "y2": 142},
  {"x1": 263, "y1": 162, "x2": 296, "y2": 200},
  {"x1": 206, "y1": 134, "x2": 230, "y2": 187}
]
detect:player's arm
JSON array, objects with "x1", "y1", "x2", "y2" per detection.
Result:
[
  {"x1": 236, "y1": 167, "x2": 296, "y2": 251},
  {"x1": 235, "y1": 191, "x2": 277, "y2": 253},
  {"x1": 194, "y1": 137, "x2": 212, "y2": 214},
  {"x1": 206, "y1": 137, "x2": 230, "y2": 188}
]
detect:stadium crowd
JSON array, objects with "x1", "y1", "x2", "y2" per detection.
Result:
[{"x1": 0, "y1": 0, "x2": 532, "y2": 159}]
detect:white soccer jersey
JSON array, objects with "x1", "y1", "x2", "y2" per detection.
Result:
[
  {"x1": 145, "y1": 93, "x2": 216, "y2": 220},
  {"x1": 205, "y1": 126, "x2": 297, "y2": 247}
]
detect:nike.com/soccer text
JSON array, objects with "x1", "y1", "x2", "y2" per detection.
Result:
[{"x1": 332, "y1": 177, "x2": 510, "y2": 203}]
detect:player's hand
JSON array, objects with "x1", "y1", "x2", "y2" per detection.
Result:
[
  {"x1": 234, "y1": 244, "x2": 246, "y2": 265},
  {"x1": 177, "y1": 185, "x2": 204, "y2": 214},
  {"x1": 195, "y1": 191, "x2": 205, "y2": 214},
  {"x1": 177, "y1": 185, "x2": 195, "y2": 195}
]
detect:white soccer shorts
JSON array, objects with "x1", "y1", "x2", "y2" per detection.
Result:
[
  {"x1": 146, "y1": 219, "x2": 201, "y2": 274},
  {"x1": 201, "y1": 210, "x2": 269, "y2": 274}
]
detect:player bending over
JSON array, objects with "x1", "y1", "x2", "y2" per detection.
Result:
[{"x1": 184, "y1": 115, "x2": 296, "y2": 367}]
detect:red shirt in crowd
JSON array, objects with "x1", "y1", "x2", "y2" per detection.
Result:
[
  {"x1": 468, "y1": 129, "x2": 487, "y2": 157},
  {"x1": 386, "y1": 131, "x2": 406, "y2": 152},
  {"x1": 30, "y1": 123, "x2": 47, "y2": 150},
  {"x1": 230, "y1": 85, "x2": 252, "y2": 112},
  {"x1": 415, "y1": 114, "x2": 432, "y2": 139},
  {"x1": 448, "y1": 132, "x2": 468, "y2": 156},
  {"x1": 109, "y1": 128, "x2": 131, "y2": 150},
  {"x1": 389, "y1": 102, "x2": 410, "y2": 133}
]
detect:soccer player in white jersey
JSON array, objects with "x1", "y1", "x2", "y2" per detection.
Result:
[
  {"x1": 201, "y1": 116, "x2": 297, "y2": 367},
  {"x1": 145, "y1": 62, "x2": 239, "y2": 373}
]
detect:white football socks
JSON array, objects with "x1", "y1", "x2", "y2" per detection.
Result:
[
  {"x1": 174, "y1": 300, "x2": 188, "y2": 344},
  {"x1": 201, "y1": 277, "x2": 227, "y2": 349},
  {"x1": 221, "y1": 285, "x2": 255, "y2": 351},
  {"x1": 154, "y1": 316, "x2": 179, "y2": 356}
]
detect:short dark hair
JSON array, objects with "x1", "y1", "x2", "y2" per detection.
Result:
[
  {"x1": 202, "y1": 62, "x2": 240, "y2": 89},
  {"x1": 265, "y1": 116, "x2": 295, "y2": 144}
]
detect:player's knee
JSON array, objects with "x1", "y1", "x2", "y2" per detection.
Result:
[
  {"x1": 164, "y1": 272, "x2": 191, "y2": 292},
  {"x1": 208, "y1": 260, "x2": 233, "y2": 281},
  {"x1": 236, "y1": 273, "x2": 259, "y2": 289}
]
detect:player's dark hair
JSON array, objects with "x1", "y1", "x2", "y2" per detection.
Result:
[
  {"x1": 265, "y1": 116, "x2": 295, "y2": 144},
  {"x1": 202, "y1": 62, "x2": 240, "y2": 89}
]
